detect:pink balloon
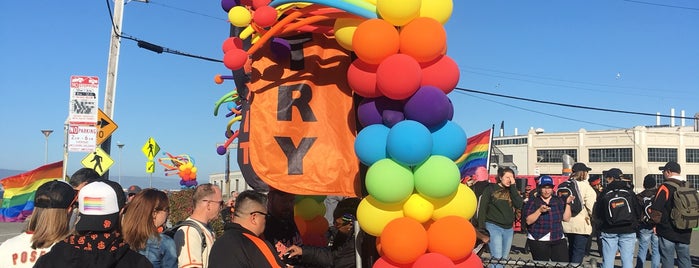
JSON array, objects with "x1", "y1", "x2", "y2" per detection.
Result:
[
  {"x1": 420, "y1": 55, "x2": 459, "y2": 94},
  {"x1": 454, "y1": 253, "x2": 483, "y2": 268},
  {"x1": 347, "y1": 59, "x2": 382, "y2": 97},
  {"x1": 412, "y1": 253, "x2": 455, "y2": 268},
  {"x1": 373, "y1": 257, "x2": 411, "y2": 268}
]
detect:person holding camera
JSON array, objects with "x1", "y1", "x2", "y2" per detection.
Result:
[
  {"x1": 523, "y1": 175, "x2": 574, "y2": 263},
  {"x1": 284, "y1": 198, "x2": 361, "y2": 268}
]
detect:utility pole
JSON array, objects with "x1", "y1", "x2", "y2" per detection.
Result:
[
  {"x1": 41, "y1": 130, "x2": 53, "y2": 164},
  {"x1": 100, "y1": 0, "x2": 125, "y2": 180}
]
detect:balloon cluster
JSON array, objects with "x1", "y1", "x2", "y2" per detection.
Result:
[
  {"x1": 212, "y1": 79, "x2": 242, "y2": 156},
  {"x1": 292, "y1": 195, "x2": 328, "y2": 246},
  {"x1": 157, "y1": 153, "x2": 199, "y2": 188},
  {"x1": 217, "y1": 0, "x2": 482, "y2": 265}
]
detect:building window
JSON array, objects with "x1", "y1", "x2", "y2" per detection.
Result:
[
  {"x1": 493, "y1": 138, "x2": 528, "y2": 146},
  {"x1": 589, "y1": 148, "x2": 633, "y2": 162},
  {"x1": 686, "y1": 175, "x2": 699, "y2": 189},
  {"x1": 537, "y1": 149, "x2": 577, "y2": 163},
  {"x1": 687, "y1": 149, "x2": 699, "y2": 163},
  {"x1": 503, "y1": 155, "x2": 514, "y2": 163},
  {"x1": 648, "y1": 148, "x2": 677, "y2": 163}
]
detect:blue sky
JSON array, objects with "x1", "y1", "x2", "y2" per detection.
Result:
[{"x1": 1, "y1": 1, "x2": 698, "y2": 181}]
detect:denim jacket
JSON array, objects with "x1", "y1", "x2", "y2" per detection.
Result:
[{"x1": 138, "y1": 233, "x2": 178, "y2": 268}]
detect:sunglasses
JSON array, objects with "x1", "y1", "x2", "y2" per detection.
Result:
[{"x1": 250, "y1": 211, "x2": 270, "y2": 219}]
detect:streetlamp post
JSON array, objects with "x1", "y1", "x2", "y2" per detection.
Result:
[
  {"x1": 41, "y1": 129, "x2": 53, "y2": 164},
  {"x1": 117, "y1": 142, "x2": 125, "y2": 185}
]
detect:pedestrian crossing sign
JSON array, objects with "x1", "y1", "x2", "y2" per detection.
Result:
[
  {"x1": 141, "y1": 137, "x2": 160, "y2": 161},
  {"x1": 80, "y1": 147, "x2": 114, "y2": 176}
]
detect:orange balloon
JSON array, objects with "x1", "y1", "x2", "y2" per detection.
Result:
[
  {"x1": 352, "y1": 19, "x2": 400, "y2": 65},
  {"x1": 380, "y1": 217, "x2": 428, "y2": 264},
  {"x1": 399, "y1": 17, "x2": 446, "y2": 63},
  {"x1": 427, "y1": 216, "x2": 476, "y2": 261}
]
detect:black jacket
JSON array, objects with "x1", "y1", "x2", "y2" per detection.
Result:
[
  {"x1": 298, "y1": 229, "x2": 356, "y2": 268},
  {"x1": 208, "y1": 223, "x2": 285, "y2": 268},
  {"x1": 34, "y1": 234, "x2": 152, "y2": 268},
  {"x1": 650, "y1": 178, "x2": 693, "y2": 244}
]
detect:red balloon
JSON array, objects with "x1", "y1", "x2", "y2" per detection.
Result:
[
  {"x1": 372, "y1": 257, "x2": 411, "y2": 268},
  {"x1": 420, "y1": 55, "x2": 459, "y2": 94},
  {"x1": 347, "y1": 59, "x2": 382, "y2": 97},
  {"x1": 253, "y1": 5, "x2": 276, "y2": 28},
  {"x1": 454, "y1": 253, "x2": 483, "y2": 268},
  {"x1": 222, "y1": 37, "x2": 243, "y2": 53},
  {"x1": 223, "y1": 48, "x2": 248, "y2": 70},
  {"x1": 252, "y1": 0, "x2": 270, "y2": 9},
  {"x1": 376, "y1": 54, "x2": 422, "y2": 100},
  {"x1": 412, "y1": 253, "x2": 455, "y2": 268}
]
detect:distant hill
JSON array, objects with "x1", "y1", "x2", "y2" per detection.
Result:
[{"x1": 0, "y1": 169, "x2": 191, "y2": 191}]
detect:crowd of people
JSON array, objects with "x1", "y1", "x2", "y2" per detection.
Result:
[
  {"x1": 467, "y1": 161, "x2": 695, "y2": 268},
  {"x1": 0, "y1": 160, "x2": 695, "y2": 268}
]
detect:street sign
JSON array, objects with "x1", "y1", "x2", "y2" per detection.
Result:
[
  {"x1": 96, "y1": 108, "x2": 118, "y2": 145},
  {"x1": 68, "y1": 75, "x2": 99, "y2": 125},
  {"x1": 142, "y1": 137, "x2": 160, "y2": 161},
  {"x1": 68, "y1": 124, "x2": 97, "y2": 152},
  {"x1": 80, "y1": 147, "x2": 114, "y2": 176},
  {"x1": 146, "y1": 160, "x2": 155, "y2": 173}
]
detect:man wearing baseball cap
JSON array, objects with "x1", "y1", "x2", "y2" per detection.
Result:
[{"x1": 649, "y1": 161, "x2": 693, "y2": 268}]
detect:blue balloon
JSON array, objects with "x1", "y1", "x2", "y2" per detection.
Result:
[
  {"x1": 386, "y1": 120, "x2": 432, "y2": 166},
  {"x1": 430, "y1": 121, "x2": 467, "y2": 160},
  {"x1": 354, "y1": 124, "x2": 390, "y2": 166}
]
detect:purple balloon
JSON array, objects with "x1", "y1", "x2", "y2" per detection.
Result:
[
  {"x1": 404, "y1": 86, "x2": 452, "y2": 129},
  {"x1": 271, "y1": 38, "x2": 291, "y2": 61},
  {"x1": 217, "y1": 145, "x2": 227, "y2": 155},
  {"x1": 446, "y1": 98, "x2": 454, "y2": 120},
  {"x1": 221, "y1": 0, "x2": 237, "y2": 12},
  {"x1": 357, "y1": 97, "x2": 404, "y2": 127}
]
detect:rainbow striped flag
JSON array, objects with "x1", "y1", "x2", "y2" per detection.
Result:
[
  {"x1": 0, "y1": 161, "x2": 63, "y2": 222},
  {"x1": 455, "y1": 128, "x2": 493, "y2": 178}
]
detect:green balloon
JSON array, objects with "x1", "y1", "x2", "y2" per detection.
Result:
[
  {"x1": 366, "y1": 158, "x2": 414, "y2": 204},
  {"x1": 413, "y1": 155, "x2": 460, "y2": 199}
]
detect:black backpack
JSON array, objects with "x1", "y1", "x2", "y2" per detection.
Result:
[
  {"x1": 163, "y1": 220, "x2": 207, "y2": 251},
  {"x1": 637, "y1": 191, "x2": 654, "y2": 224},
  {"x1": 556, "y1": 179, "x2": 583, "y2": 216},
  {"x1": 602, "y1": 188, "x2": 635, "y2": 226}
]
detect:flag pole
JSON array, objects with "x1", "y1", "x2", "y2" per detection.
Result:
[{"x1": 486, "y1": 124, "x2": 495, "y2": 175}]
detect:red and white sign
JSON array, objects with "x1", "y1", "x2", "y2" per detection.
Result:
[
  {"x1": 68, "y1": 75, "x2": 99, "y2": 125},
  {"x1": 68, "y1": 124, "x2": 97, "y2": 152}
]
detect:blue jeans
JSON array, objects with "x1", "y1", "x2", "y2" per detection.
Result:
[
  {"x1": 636, "y1": 228, "x2": 659, "y2": 268},
  {"x1": 658, "y1": 236, "x2": 690, "y2": 268},
  {"x1": 485, "y1": 222, "x2": 514, "y2": 268},
  {"x1": 601, "y1": 232, "x2": 636, "y2": 268},
  {"x1": 566, "y1": 233, "x2": 589, "y2": 264}
]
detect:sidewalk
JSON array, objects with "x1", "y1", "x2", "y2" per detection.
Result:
[{"x1": 480, "y1": 231, "x2": 699, "y2": 267}]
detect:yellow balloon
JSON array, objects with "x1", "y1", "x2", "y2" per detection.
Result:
[
  {"x1": 376, "y1": 0, "x2": 421, "y2": 26},
  {"x1": 228, "y1": 6, "x2": 252, "y2": 27},
  {"x1": 178, "y1": 165, "x2": 186, "y2": 171},
  {"x1": 294, "y1": 197, "x2": 321, "y2": 220},
  {"x1": 429, "y1": 184, "x2": 477, "y2": 220},
  {"x1": 191, "y1": 166, "x2": 198, "y2": 173},
  {"x1": 357, "y1": 196, "x2": 405, "y2": 236},
  {"x1": 419, "y1": 0, "x2": 453, "y2": 24},
  {"x1": 333, "y1": 18, "x2": 364, "y2": 51},
  {"x1": 403, "y1": 193, "x2": 434, "y2": 223}
]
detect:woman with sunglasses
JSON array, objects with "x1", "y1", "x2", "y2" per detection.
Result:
[
  {"x1": 121, "y1": 189, "x2": 177, "y2": 268},
  {"x1": 0, "y1": 181, "x2": 77, "y2": 268}
]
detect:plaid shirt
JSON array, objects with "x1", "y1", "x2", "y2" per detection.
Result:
[{"x1": 524, "y1": 195, "x2": 566, "y2": 240}]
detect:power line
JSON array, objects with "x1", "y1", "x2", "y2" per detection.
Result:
[
  {"x1": 148, "y1": 0, "x2": 227, "y2": 22},
  {"x1": 105, "y1": 0, "x2": 222, "y2": 63},
  {"x1": 622, "y1": 0, "x2": 699, "y2": 11},
  {"x1": 453, "y1": 86, "x2": 696, "y2": 120}
]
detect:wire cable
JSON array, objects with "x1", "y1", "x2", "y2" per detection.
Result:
[
  {"x1": 105, "y1": 0, "x2": 222, "y2": 63},
  {"x1": 622, "y1": 0, "x2": 699, "y2": 11},
  {"x1": 148, "y1": 0, "x2": 227, "y2": 22}
]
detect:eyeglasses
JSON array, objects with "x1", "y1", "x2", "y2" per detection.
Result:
[
  {"x1": 250, "y1": 211, "x2": 270, "y2": 219},
  {"x1": 203, "y1": 200, "x2": 224, "y2": 207}
]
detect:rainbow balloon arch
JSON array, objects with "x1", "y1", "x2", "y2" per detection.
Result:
[{"x1": 213, "y1": 0, "x2": 482, "y2": 266}]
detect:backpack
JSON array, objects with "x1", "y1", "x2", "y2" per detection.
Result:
[
  {"x1": 664, "y1": 181, "x2": 699, "y2": 229},
  {"x1": 163, "y1": 220, "x2": 207, "y2": 251},
  {"x1": 602, "y1": 188, "x2": 635, "y2": 226},
  {"x1": 556, "y1": 179, "x2": 583, "y2": 216},
  {"x1": 638, "y1": 192, "x2": 654, "y2": 224}
]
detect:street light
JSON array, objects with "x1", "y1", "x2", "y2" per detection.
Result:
[
  {"x1": 41, "y1": 129, "x2": 53, "y2": 164},
  {"x1": 117, "y1": 142, "x2": 125, "y2": 185}
]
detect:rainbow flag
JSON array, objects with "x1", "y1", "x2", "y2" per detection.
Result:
[
  {"x1": 455, "y1": 128, "x2": 493, "y2": 178},
  {"x1": 0, "y1": 161, "x2": 63, "y2": 222}
]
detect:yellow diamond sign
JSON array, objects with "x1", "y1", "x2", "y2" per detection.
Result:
[
  {"x1": 141, "y1": 137, "x2": 160, "y2": 161},
  {"x1": 80, "y1": 147, "x2": 114, "y2": 176}
]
